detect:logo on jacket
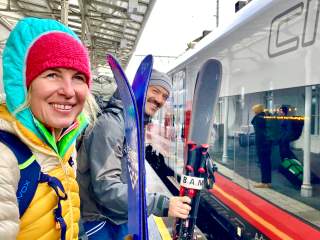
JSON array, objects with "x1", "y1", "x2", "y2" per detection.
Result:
[{"x1": 17, "y1": 180, "x2": 31, "y2": 201}]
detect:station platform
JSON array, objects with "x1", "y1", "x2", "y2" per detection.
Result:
[{"x1": 145, "y1": 162, "x2": 207, "y2": 240}]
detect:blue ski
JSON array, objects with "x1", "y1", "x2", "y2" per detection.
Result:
[
  {"x1": 106, "y1": 54, "x2": 144, "y2": 239},
  {"x1": 132, "y1": 55, "x2": 153, "y2": 238}
]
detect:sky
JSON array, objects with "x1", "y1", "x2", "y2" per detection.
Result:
[
  {"x1": 125, "y1": 0, "x2": 237, "y2": 80},
  {"x1": 0, "y1": 0, "x2": 237, "y2": 93}
]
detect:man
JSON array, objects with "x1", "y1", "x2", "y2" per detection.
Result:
[
  {"x1": 251, "y1": 104, "x2": 272, "y2": 188},
  {"x1": 278, "y1": 105, "x2": 297, "y2": 160},
  {"x1": 77, "y1": 69, "x2": 191, "y2": 239}
]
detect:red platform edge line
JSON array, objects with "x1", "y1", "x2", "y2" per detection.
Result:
[{"x1": 209, "y1": 173, "x2": 320, "y2": 240}]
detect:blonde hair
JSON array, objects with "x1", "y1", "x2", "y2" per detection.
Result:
[
  {"x1": 12, "y1": 88, "x2": 100, "y2": 127},
  {"x1": 252, "y1": 104, "x2": 264, "y2": 114},
  {"x1": 83, "y1": 92, "x2": 101, "y2": 126}
]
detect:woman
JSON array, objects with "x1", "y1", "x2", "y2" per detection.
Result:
[{"x1": 0, "y1": 17, "x2": 97, "y2": 239}]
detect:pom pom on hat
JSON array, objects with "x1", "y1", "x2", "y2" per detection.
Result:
[
  {"x1": 26, "y1": 32, "x2": 91, "y2": 88},
  {"x1": 149, "y1": 69, "x2": 172, "y2": 94}
]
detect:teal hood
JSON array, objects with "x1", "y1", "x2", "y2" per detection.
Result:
[{"x1": 2, "y1": 17, "x2": 81, "y2": 141}]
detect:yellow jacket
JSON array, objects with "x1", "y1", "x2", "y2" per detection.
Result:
[{"x1": 0, "y1": 105, "x2": 81, "y2": 239}]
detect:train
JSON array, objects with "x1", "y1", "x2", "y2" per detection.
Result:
[{"x1": 145, "y1": 0, "x2": 320, "y2": 239}]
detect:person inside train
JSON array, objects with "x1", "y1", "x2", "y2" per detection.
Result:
[
  {"x1": 77, "y1": 69, "x2": 191, "y2": 239},
  {"x1": 278, "y1": 104, "x2": 301, "y2": 161},
  {"x1": 0, "y1": 17, "x2": 98, "y2": 239},
  {"x1": 251, "y1": 104, "x2": 272, "y2": 188}
]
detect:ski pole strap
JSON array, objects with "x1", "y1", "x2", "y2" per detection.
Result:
[
  {"x1": 39, "y1": 173, "x2": 67, "y2": 240},
  {"x1": 205, "y1": 154, "x2": 217, "y2": 189}
]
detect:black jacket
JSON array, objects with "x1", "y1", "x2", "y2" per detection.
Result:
[{"x1": 251, "y1": 112, "x2": 267, "y2": 146}]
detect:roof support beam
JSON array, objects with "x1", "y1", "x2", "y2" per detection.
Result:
[
  {"x1": 0, "y1": 16, "x2": 12, "y2": 31},
  {"x1": 78, "y1": 0, "x2": 92, "y2": 46},
  {"x1": 61, "y1": 0, "x2": 69, "y2": 25}
]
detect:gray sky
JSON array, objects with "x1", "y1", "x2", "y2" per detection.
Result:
[{"x1": 126, "y1": 0, "x2": 237, "y2": 80}]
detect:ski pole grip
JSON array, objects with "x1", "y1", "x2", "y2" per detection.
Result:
[
  {"x1": 198, "y1": 144, "x2": 209, "y2": 176},
  {"x1": 186, "y1": 141, "x2": 198, "y2": 175}
]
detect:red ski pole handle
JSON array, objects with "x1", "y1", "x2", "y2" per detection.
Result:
[
  {"x1": 185, "y1": 141, "x2": 197, "y2": 175},
  {"x1": 179, "y1": 186, "x2": 185, "y2": 196},
  {"x1": 198, "y1": 144, "x2": 209, "y2": 177}
]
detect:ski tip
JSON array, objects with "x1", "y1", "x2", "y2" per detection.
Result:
[
  {"x1": 106, "y1": 54, "x2": 121, "y2": 70},
  {"x1": 206, "y1": 58, "x2": 221, "y2": 65},
  {"x1": 106, "y1": 54, "x2": 115, "y2": 66},
  {"x1": 106, "y1": 53, "x2": 113, "y2": 61},
  {"x1": 203, "y1": 58, "x2": 222, "y2": 72},
  {"x1": 144, "y1": 54, "x2": 153, "y2": 62},
  {"x1": 138, "y1": 54, "x2": 153, "y2": 69}
]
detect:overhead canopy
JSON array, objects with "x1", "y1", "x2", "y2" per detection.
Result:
[
  {"x1": 0, "y1": 0, "x2": 155, "y2": 70},
  {"x1": 0, "y1": 0, "x2": 155, "y2": 99}
]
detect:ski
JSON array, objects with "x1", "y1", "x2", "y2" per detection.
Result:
[
  {"x1": 131, "y1": 55, "x2": 153, "y2": 239},
  {"x1": 173, "y1": 59, "x2": 222, "y2": 240},
  {"x1": 106, "y1": 54, "x2": 146, "y2": 240}
]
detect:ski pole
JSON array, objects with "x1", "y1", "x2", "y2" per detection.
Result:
[
  {"x1": 176, "y1": 143, "x2": 209, "y2": 240},
  {"x1": 173, "y1": 141, "x2": 198, "y2": 239},
  {"x1": 185, "y1": 144, "x2": 209, "y2": 238},
  {"x1": 179, "y1": 144, "x2": 209, "y2": 240}
]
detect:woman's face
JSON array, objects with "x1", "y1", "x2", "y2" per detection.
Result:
[{"x1": 29, "y1": 68, "x2": 89, "y2": 130}]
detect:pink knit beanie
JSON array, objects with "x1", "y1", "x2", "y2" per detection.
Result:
[{"x1": 26, "y1": 32, "x2": 91, "y2": 88}]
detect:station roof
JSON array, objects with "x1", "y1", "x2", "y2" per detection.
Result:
[{"x1": 0, "y1": 0, "x2": 155, "y2": 70}]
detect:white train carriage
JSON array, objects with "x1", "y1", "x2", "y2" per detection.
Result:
[{"x1": 146, "y1": 1, "x2": 320, "y2": 239}]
